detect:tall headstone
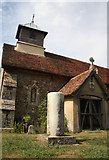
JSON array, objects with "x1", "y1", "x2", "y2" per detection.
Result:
[{"x1": 47, "y1": 92, "x2": 64, "y2": 136}]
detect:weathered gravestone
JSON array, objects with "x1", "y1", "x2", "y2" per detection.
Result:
[{"x1": 28, "y1": 125, "x2": 35, "y2": 134}]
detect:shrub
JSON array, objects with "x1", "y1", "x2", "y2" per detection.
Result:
[
  {"x1": 23, "y1": 115, "x2": 31, "y2": 132},
  {"x1": 64, "y1": 116, "x2": 69, "y2": 133},
  {"x1": 14, "y1": 115, "x2": 31, "y2": 133},
  {"x1": 35, "y1": 98, "x2": 47, "y2": 133},
  {"x1": 14, "y1": 121, "x2": 24, "y2": 133}
]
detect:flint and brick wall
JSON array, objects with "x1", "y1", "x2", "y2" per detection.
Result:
[{"x1": 10, "y1": 69, "x2": 69, "y2": 122}]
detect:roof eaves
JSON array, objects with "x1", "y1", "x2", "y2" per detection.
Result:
[
  {"x1": 2, "y1": 64, "x2": 72, "y2": 78},
  {"x1": 93, "y1": 72, "x2": 108, "y2": 96}
]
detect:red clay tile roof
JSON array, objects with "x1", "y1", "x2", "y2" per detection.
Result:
[
  {"x1": 59, "y1": 69, "x2": 107, "y2": 96},
  {"x1": 59, "y1": 70, "x2": 91, "y2": 95},
  {"x1": 2, "y1": 43, "x2": 109, "y2": 85}
]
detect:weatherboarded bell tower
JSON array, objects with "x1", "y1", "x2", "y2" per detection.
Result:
[{"x1": 15, "y1": 15, "x2": 48, "y2": 57}]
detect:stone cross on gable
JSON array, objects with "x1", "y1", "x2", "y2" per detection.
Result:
[
  {"x1": 89, "y1": 57, "x2": 95, "y2": 70},
  {"x1": 89, "y1": 57, "x2": 94, "y2": 64}
]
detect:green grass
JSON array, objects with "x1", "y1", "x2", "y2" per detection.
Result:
[
  {"x1": 77, "y1": 146, "x2": 107, "y2": 158},
  {"x1": 75, "y1": 137, "x2": 107, "y2": 158},
  {"x1": 2, "y1": 130, "x2": 108, "y2": 159},
  {"x1": 2, "y1": 134, "x2": 60, "y2": 158}
]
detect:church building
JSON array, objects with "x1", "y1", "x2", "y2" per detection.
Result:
[{"x1": 0, "y1": 17, "x2": 109, "y2": 132}]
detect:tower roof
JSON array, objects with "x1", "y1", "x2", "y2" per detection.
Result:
[{"x1": 24, "y1": 22, "x2": 40, "y2": 30}]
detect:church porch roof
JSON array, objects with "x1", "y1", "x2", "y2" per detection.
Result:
[{"x1": 59, "y1": 69, "x2": 108, "y2": 96}]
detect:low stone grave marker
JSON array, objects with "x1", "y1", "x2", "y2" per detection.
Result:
[{"x1": 28, "y1": 125, "x2": 35, "y2": 134}]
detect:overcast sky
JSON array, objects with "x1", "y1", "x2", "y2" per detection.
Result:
[{"x1": 0, "y1": 0, "x2": 108, "y2": 68}]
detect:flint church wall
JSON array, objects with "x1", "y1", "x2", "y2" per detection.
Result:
[{"x1": 12, "y1": 68, "x2": 70, "y2": 122}]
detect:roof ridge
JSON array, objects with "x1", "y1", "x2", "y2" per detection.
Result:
[
  {"x1": 71, "y1": 69, "x2": 91, "y2": 80},
  {"x1": 45, "y1": 51, "x2": 90, "y2": 65}
]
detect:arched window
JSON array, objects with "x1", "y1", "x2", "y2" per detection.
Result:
[{"x1": 31, "y1": 88, "x2": 36, "y2": 103}]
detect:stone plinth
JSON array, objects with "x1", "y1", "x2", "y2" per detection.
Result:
[
  {"x1": 37, "y1": 134, "x2": 76, "y2": 145},
  {"x1": 47, "y1": 92, "x2": 64, "y2": 136},
  {"x1": 48, "y1": 136, "x2": 76, "y2": 145}
]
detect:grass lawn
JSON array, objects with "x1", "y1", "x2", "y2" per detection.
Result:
[{"x1": 2, "y1": 130, "x2": 108, "y2": 159}]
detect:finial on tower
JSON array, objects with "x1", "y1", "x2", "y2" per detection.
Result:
[
  {"x1": 89, "y1": 57, "x2": 95, "y2": 70},
  {"x1": 32, "y1": 14, "x2": 35, "y2": 23}
]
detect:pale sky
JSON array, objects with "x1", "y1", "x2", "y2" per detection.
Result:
[{"x1": 0, "y1": 0, "x2": 108, "y2": 68}]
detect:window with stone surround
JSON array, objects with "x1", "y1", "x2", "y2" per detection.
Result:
[{"x1": 31, "y1": 88, "x2": 36, "y2": 103}]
